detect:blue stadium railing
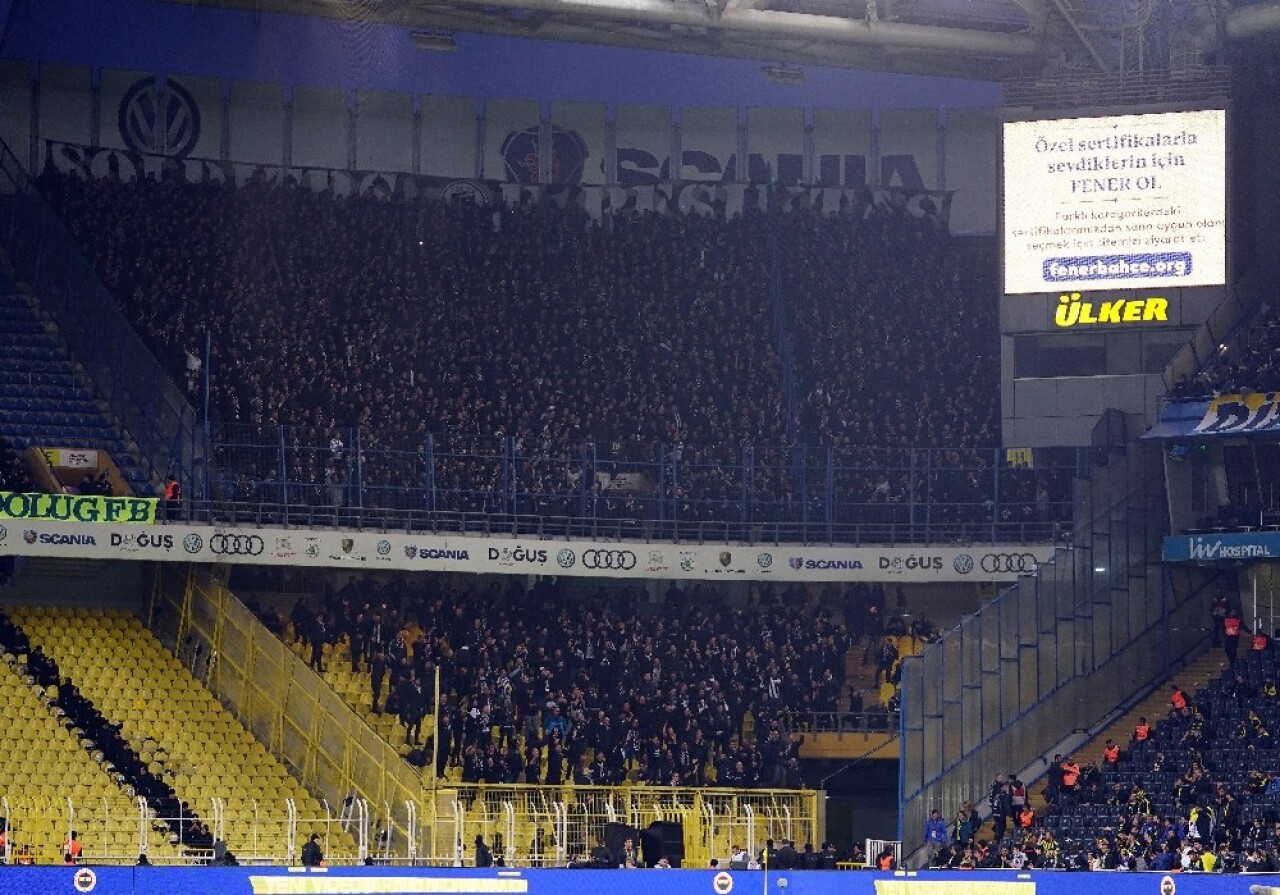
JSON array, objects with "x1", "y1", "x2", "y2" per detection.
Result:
[
  {"x1": 0, "y1": 136, "x2": 200, "y2": 491},
  {"x1": 187, "y1": 425, "x2": 1080, "y2": 544}
]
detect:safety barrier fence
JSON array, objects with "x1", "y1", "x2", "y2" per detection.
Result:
[
  {"x1": 0, "y1": 787, "x2": 817, "y2": 870},
  {"x1": 899, "y1": 442, "x2": 1221, "y2": 856},
  {"x1": 171, "y1": 435, "x2": 1083, "y2": 544},
  {"x1": 148, "y1": 566, "x2": 818, "y2": 868},
  {"x1": 160, "y1": 498, "x2": 1069, "y2": 546}
]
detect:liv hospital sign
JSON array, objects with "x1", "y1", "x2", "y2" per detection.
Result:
[{"x1": 0, "y1": 521, "x2": 1057, "y2": 583}]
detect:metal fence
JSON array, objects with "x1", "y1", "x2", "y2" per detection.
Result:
[
  {"x1": 897, "y1": 441, "x2": 1222, "y2": 857},
  {"x1": 183, "y1": 426, "x2": 1080, "y2": 544},
  {"x1": 0, "y1": 135, "x2": 201, "y2": 491}
]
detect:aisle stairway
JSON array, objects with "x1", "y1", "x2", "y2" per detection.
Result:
[
  {"x1": 1025, "y1": 644, "x2": 1222, "y2": 818},
  {"x1": 8, "y1": 606, "x2": 358, "y2": 862},
  {"x1": 0, "y1": 286, "x2": 150, "y2": 493}
]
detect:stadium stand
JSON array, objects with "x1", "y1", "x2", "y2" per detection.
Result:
[
  {"x1": 275, "y1": 576, "x2": 859, "y2": 786},
  {"x1": 0, "y1": 637, "x2": 189, "y2": 865},
  {"x1": 0, "y1": 436, "x2": 31, "y2": 493},
  {"x1": 1170, "y1": 303, "x2": 1280, "y2": 398},
  {"x1": 3, "y1": 605, "x2": 357, "y2": 863},
  {"x1": 38, "y1": 171, "x2": 1072, "y2": 538},
  {"x1": 0, "y1": 283, "x2": 150, "y2": 494},
  {"x1": 923, "y1": 636, "x2": 1280, "y2": 872}
]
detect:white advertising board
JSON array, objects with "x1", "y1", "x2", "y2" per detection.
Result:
[
  {"x1": 1003, "y1": 109, "x2": 1226, "y2": 294},
  {"x1": 0, "y1": 521, "x2": 1057, "y2": 583}
]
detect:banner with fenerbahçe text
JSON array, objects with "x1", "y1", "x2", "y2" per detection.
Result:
[{"x1": 0, "y1": 491, "x2": 157, "y2": 524}]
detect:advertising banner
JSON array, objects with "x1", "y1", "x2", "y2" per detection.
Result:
[
  {"x1": 0, "y1": 519, "x2": 1057, "y2": 582},
  {"x1": 42, "y1": 448, "x2": 99, "y2": 468},
  {"x1": 1003, "y1": 109, "x2": 1226, "y2": 294},
  {"x1": 1164, "y1": 531, "x2": 1280, "y2": 562},
  {"x1": 1191, "y1": 392, "x2": 1280, "y2": 436},
  {"x1": 44, "y1": 140, "x2": 952, "y2": 229},
  {"x1": 0, "y1": 865, "x2": 1274, "y2": 895},
  {"x1": 0, "y1": 491, "x2": 157, "y2": 524}
]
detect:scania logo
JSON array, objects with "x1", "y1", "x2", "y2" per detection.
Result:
[
  {"x1": 183, "y1": 533, "x2": 203, "y2": 554},
  {"x1": 980, "y1": 553, "x2": 1038, "y2": 574},
  {"x1": 23, "y1": 529, "x2": 36, "y2": 544},
  {"x1": 210, "y1": 533, "x2": 264, "y2": 556},
  {"x1": 404, "y1": 545, "x2": 418, "y2": 559},
  {"x1": 556, "y1": 548, "x2": 576, "y2": 569},
  {"x1": 583, "y1": 549, "x2": 636, "y2": 570}
]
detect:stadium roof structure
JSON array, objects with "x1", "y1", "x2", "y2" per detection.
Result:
[{"x1": 158, "y1": 0, "x2": 1280, "y2": 82}]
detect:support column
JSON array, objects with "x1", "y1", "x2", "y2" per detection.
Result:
[
  {"x1": 474, "y1": 98, "x2": 486, "y2": 180},
  {"x1": 282, "y1": 86, "x2": 294, "y2": 167},
  {"x1": 347, "y1": 89, "x2": 358, "y2": 171},
  {"x1": 603, "y1": 105, "x2": 617, "y2": 185},
  {"x1": 411, "y1": 94, "x2": 422, "y2": 176},
  {"x1": 89, "y1": 68, "x2": 101, "y2": 147},
  {"x1": 219, "y1": 80, "x2": 231, "y2": 162},
  {"x1": 538, "y1": 101, "x2": 552, "y2": 184}
]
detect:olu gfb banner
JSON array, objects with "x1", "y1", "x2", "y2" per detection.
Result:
[
  {"x1": 0, "y1": 491, "x2": 157, "y2": 524},
  {"x1": 0, "y1": 519, "x2": 1057, "y2": 582}
]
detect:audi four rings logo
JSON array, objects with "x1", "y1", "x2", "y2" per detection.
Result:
[
  {"x1": 210, "y1": 534, "x2": 265, "y2": 556},
  {"x1": 583, "y1": 549, "x2": 637, "y2": 570},
  {"x1": 981, "y1": 553, "x2": 1038, "y2": 573}
]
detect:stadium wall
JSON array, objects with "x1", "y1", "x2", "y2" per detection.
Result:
[
  {"x1": 0, "y1": 60, "x2": 1002, "y2": 233},
  {"x1": 1, "y1": 866, "x2": 1275, "y2": 895}
]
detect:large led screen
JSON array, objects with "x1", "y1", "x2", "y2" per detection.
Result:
[{"x1": 1003, "y1": 109, "x2": 1226, "y2": 294}]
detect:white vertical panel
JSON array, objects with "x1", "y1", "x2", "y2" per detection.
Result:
[
  {"x1": 878, "y1": 107, "x2": 937, "y2": 190},
  {"x1": 291, "y1": 86, "x2": 346, "y2": 170},
  {"x1": 812, "y1": 107, "x2": 871, "y2": 188},
  {"x1": 228, "y1": 81, "x2": 283, "y2": 166},
  {"x1": 420, "y1": 95, "x2": 474, "y2": 179},
  {"x1": 680, "y1": 106, "x2": 735, "y2": 182},
  {"x1": 40, "y1": 64, "x2": 92, "y2": 148},
  {"x1": 0, "y1": 60, "x2": 31, "y2": 163},
  {"x1": 549, "y1": 101, "x2": 604, "y2": 185},
  {"x1": 747, "y1": 106, "x2": 804, "y2": 185},
  {"x1": 614, "y1": 105, "x2": 668, "y2": 185},
  {"x1": 171, "y1": 75, "x2": 224, "y2": 162},
  {"x1": 946, "y1": 107, "x2": 999, "y2": 235},
  {"x1": 99, "y1": 68, "x2": 152, "y2": 152},
  {"x1": 485, "y1": 98, "x2": 541, "y2": 183},
  {"x1": 356, "y1": 90, "x2": 412, "y2": 172}
]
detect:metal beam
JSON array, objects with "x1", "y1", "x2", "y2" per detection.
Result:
[
  {"x1": 436, "y1": 0, "x2": 1043, "y2": 56},
  {"x1": 1046, "y1": 0, "x2": 1110, "y2": 73}
]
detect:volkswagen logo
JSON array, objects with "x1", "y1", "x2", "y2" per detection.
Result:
[
  {"x1": 118, "y1": 77, "x2": 201, "y2": 158},
  {"x1": 953, "y1": 554, "x2": 974, "y2": 574},
  {"x1": 582, "y1": 549, "x2": 636, "y2": 571},
  {"x1": 757, "y1": 552, "x2": 773, "y2": 569},
  {"x1": 556, "y1": 548, "x2": 576, "y2": 569},
  {"x1": 210, "y1": 533, "x2": 264, "y2": 556},
  {"x1": 0, "y1": 523, "x2": 6, "y2": 543},
  {"x1": 980, "y1": 552, "x2": 1038, "y2": 574},
  {"x1": 182, "y1": 533, "x2": 203, "y2": 554}
]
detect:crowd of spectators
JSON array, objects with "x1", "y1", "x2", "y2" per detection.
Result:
[
  {"x1": 1170, "y1": 303, "x2": 1280, "y2": 399},
  {"x1": 930, "y1": 628, "x2": 1280, "y2": 873},
  {"x1": 39, "y1": 169, "x2": 1068, "y2": 533},
  {"x1": 0, "y1": 436, "x2": 32, "y2": 493},
  {"x1": 272, "y1": 572, "x2": 875, "y2": 788}
]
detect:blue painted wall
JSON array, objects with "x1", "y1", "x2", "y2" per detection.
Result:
[
  {"x1": 0, "y1": 0, "x2": 999, "y2": 109},
  {"x1": 0, "y1": 866, "x2": 1274, "y2": 895}
]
